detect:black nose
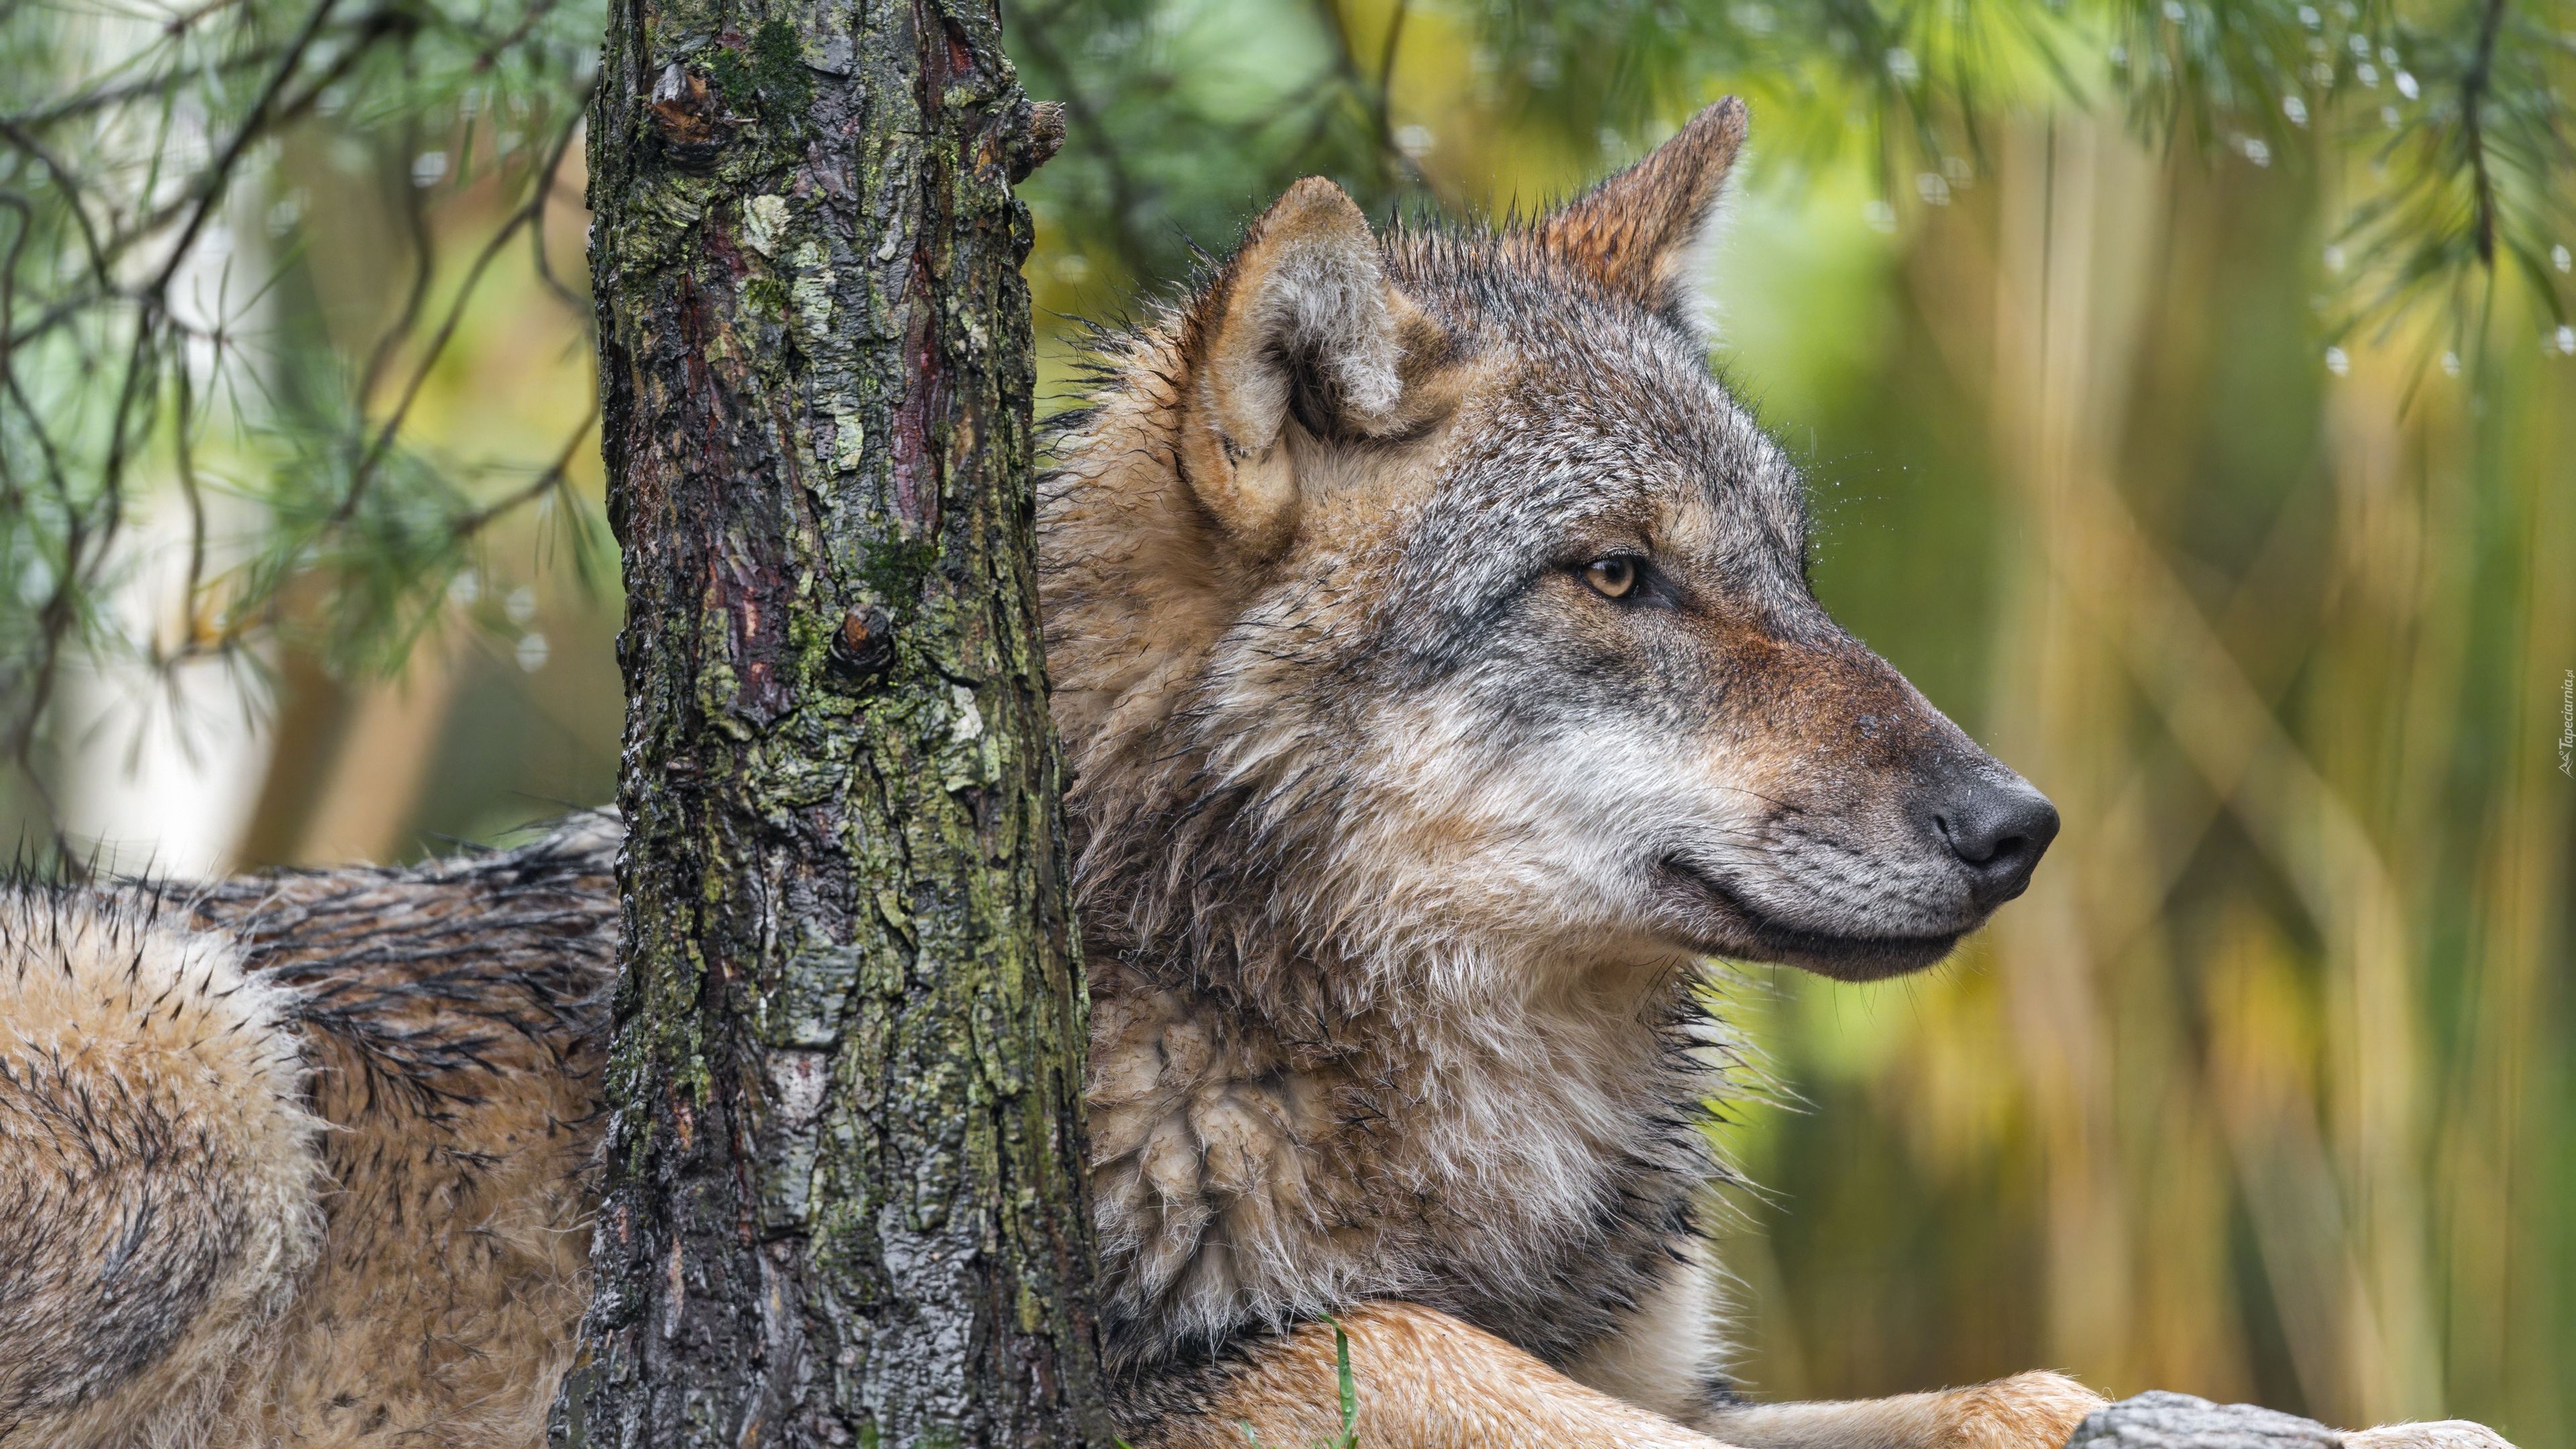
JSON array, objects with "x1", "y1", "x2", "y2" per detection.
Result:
[{"x1": 1927, "y1": 773, "x2": 2059, "y2": 904}]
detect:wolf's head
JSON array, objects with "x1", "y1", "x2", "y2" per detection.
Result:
[{"x1": 1044, "y1": 99, "x2": 2055, "y2": 1006}]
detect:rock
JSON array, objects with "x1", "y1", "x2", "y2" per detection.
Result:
[
  {"x1": 2067, "y1": 1393, "x2": 2518, "y2": 1449},
  {"x1": 2067, "y1": 1392, "x2": 2342, "y2": 1449}
]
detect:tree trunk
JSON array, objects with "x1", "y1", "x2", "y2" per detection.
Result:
[{"x1": 555, "y1": 0, "x2": 1100, "y2": 1444}]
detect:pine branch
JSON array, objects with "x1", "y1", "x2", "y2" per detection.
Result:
[{"x1": 2460, "y1": 0, "x2": 2510, "y2": 266}]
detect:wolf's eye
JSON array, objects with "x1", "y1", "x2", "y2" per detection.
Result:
[{"x1": 1582, "y1": 556, "x2": 1639, "y2": 599}]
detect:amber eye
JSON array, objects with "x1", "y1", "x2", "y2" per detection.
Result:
[{"x1": 1582, "y1": 556, "x2": 1639, "y2": 599}]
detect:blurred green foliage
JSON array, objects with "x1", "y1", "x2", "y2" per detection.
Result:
[
  {"x1": 2, "y1": 0, "x2": 2569, "y2": 1436},
  {"x1": 0, "y1": 0, "x2": 602, "y2": 820},
  {"x1": 1012, "y1": 0, "x2": 2572, "y2": 337}
]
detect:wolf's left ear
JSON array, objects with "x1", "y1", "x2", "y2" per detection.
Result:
[
  {"x1": 1178, "y1": 176, "x2": 1446, "y2": 557},
  {"x1": 1538, "y1": 97, "x2": 1748, "y2": 329}
]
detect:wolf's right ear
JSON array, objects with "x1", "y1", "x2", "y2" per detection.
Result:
[
  {"x1": 1177, "y1": 177, "x2": 1443, "y2": 557},
  {"x1": 1537, "y1": 97, "x2": 1748, "y2": 330}
]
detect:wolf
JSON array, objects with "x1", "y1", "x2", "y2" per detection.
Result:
[{"x1": 0, "y1": 99, "x2": 2511, "y2": 1449}]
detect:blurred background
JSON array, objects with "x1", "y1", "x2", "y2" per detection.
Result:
[{"x1": 3, "y1": 0, "x2": 2569, "y2": 1438}]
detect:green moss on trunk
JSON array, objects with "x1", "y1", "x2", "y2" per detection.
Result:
[{"x1": 553, "y1": 2, "x2": 1104, "y2": 1444}]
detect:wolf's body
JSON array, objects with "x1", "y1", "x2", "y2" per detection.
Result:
[
  {"x1": 1, "y1": 823, "x2": 612, "y2": 1446},
  {"x1": 0, "y1": 101, "x2": 2508, "y2": 1449}
]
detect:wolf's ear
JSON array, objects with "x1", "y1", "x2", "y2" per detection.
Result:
[
  {"x1": 1178, "y1": 176, "x2": 1443, "y2": 556},
  {"x1": 1538, "y1": 97, "x2": 1748, "y2": 327}
]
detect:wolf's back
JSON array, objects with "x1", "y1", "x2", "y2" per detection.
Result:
[
  {"x1": 0, "y1": 888, "x2": 324, "y2": 1445},
  {"x1": 0, "y1": 818, "x2": 619, "y2": 1448}
]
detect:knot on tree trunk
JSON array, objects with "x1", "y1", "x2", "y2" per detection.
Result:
[{"x1": 1013, "y1": 99, "x2": 1067, "y2": 182}]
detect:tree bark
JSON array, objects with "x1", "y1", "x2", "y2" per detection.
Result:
[{"x1": 555, "y1": 0, "x2": 1100, "y2": 1444}]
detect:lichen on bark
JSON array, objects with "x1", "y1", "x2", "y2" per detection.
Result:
[{"x1": 553, "y1": 1, "x2": 1102, "y2": 1444}]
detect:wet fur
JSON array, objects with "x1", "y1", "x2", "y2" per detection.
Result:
[{"x1": 0, "y1": 820, "x2": 613, "y2": 1447}]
